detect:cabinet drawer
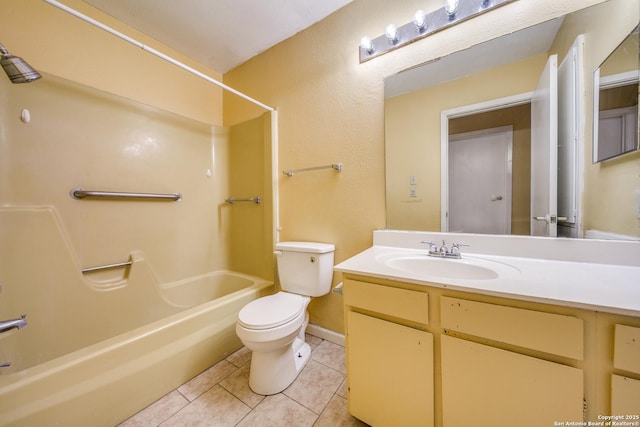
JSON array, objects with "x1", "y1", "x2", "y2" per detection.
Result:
[
  {"x1": 614, "y1": 324, "x2": 640, "y2": 374},
  {"x1": 441, "y1": 297, "x2": 583, "y2": 360},
  {"x1": 344, "y1": 279, "x2": 429, "y2": 325}
]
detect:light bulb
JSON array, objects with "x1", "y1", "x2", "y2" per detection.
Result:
[
  {"x1": 445, "y1": 0, "x2": 459, "y2": 17},
  {"x1": 413, "y1": 10, "x2": 427, "y2": 31},
  {"x1": 385, "y1": 24, "x2": 399, "y2": 44},
  {"x1": 360, "y1": 36, "x2": 374, "y2": 54}
]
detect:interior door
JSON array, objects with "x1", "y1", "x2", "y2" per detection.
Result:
[
  {"x1": 531, "y1": 54, "x2": 559, "y2": 237},
  {"x1": 557, "y1": 35, "x2": 584, "y2": 237},
  {"x1": 449, "y1": 127, "x2": 513, "y2": 234}
]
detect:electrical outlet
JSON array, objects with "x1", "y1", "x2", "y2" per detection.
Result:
[
  {"x1": 410, "y1": 175, "x2": 417, "y2": 185},
  {"x1": 410, "y1": 187, "x2": 417, "y2": 198}
]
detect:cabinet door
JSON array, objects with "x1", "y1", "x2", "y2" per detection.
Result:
[
  {"x1": 441, "y1": 335, "x2": 583, "y2": 427},
  {"x1": 612, "y1": 375, "x2": 640, "y2": 414},
  {"x1": 347, "y1": 311, "x2": 434, "y2": 427}
]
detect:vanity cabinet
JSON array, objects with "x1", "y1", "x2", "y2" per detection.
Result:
[
  {"x1": 342, "y1": 275, "x2": 640, "y2": 427},
  {"x1": 440, "y1": 297, "x2": 584, "y2": 426},
  {"x1": 344, "y1": 279, "x2": 434, "y2": 427}
]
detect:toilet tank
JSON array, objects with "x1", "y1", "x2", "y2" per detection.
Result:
[{"x1": 275, "y1": 242, "x2": 335, "y2": 297}]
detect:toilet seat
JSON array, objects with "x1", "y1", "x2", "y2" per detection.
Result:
[{"x1": 238, "y1": 292, "x2": 306, "y2": 330}]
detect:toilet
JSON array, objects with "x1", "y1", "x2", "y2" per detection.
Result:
[{"x1": 236, "y1": 241, "x2": 335, "y2": 395}]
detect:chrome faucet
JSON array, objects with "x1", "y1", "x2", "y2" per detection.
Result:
[
  {"x1": 421, "y1": 240, "x2": 468, "y2": 259},
  {"x1": 0, "y1": 315, "x2": 27, "y2": 333}
]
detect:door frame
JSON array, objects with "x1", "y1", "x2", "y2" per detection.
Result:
[{"x1": 440, "y1": 93, "x2": 532, "y2": 232}]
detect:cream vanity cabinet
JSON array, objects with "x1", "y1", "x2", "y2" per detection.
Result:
[
  {"x1": 344, "y1": 278, "x2": 434, "y2": 427},
  {"x1": 439, "y1": 296, "x2": 584, "y2": 426},
  {"x1": 342, "y1": 275, "x2": 640, "y2": 427}
]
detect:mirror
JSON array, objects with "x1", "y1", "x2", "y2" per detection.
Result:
[
  {"x1": 593, "y1": 25, "x2": 639, "y2": 162},
  {"x1": 385, "y1": 0, "x2": 640, "y2": 240}
]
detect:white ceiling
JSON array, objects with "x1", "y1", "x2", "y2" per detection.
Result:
[{"x1": 84, "y1": 0, "x2": 353, "y2": 74}]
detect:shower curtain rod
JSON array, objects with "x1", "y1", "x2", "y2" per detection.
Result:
[{"x1": 42, "y1": 0, "x2": 274, "y2": 112}]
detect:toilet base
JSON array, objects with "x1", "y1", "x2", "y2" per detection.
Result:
[{"x1": 248, "y1": 337, "x2": 311, "y2": 395}]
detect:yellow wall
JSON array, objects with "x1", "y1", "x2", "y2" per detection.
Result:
[
  {"x1": 228, "y1": 114, "x2": 275, "y2": 280},
  {"x1": 0, "y1": 73, "x2": 224, "y2": 283},
  {"x1": 224, "y1": 0, "x2": 609, "y2": 333},
  {"x1": 1, "y1": 2, "x2": 275, "y2": 290},
  {"x1": 2, "y1": 0, "x2": 223, "y2": 125}
]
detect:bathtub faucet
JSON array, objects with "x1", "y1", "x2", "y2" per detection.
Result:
[{"x1": 0, "y1": 314, "x2": 27, "y2": 334}]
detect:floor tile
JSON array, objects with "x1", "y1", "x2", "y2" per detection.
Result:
[
  {"x1": 336, "y1": 377, "x2": 348, "y2": 399},
  {"x1": 118, "y1": 390, "x2": 189, "y2": 427},
  {"x1": 314, "y1": 394, "x2": 369, "y2": 427},
  {"x1": 235, "y1": 393, "x2": 317, "y2": 427},
  {"x1": 219, "y1": 363, "x2": 265, "y2": 408},
  {"x1": 178, "y1": 360, "x2": 237, "y2": 401},
  {"x1": 283, "y1": 360, "x2": 344, "y2": 414},
  {"x1": 160, "y1": 385, "x2": 250, "y2": 427},
  {"x1": 305, "y1": 333, "x2": 323, "y2": 350},
  {"x1": 118, "y1": 337, "x2": 355, "y2": 427},
  {"x1": 312, "y1": 340, "x2": 346, "y2": 374},
  {"x1": 226, "y1": 346, "x2": 251, "y2": 368}
]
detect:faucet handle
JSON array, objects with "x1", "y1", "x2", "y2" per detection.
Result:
[
  {"x1": 450, "y1": 243, "x2": 469, "y2": 256},
  {"x1": 420, "y1": 241, "x2": 438, "y2": 253}
]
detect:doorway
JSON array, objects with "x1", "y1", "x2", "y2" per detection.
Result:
[{"x1": 445, "y1": 102, "x2": 532, "y2": 235}]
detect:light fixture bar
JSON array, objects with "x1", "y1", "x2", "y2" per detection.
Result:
[
  {"x1": 359, "y1": 0, "x2": 517, "y2": 63},
  {"x1": 41, "y1": 0, "x2": 274, "y2": 111}
]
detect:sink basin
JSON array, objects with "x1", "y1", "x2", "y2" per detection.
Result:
[{"x1": 378, "y1": 253, "x2": 520, "y2": 281}]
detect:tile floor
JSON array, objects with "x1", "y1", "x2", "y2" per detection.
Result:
[{"x1": 118, "y1": 335, "x2": 368, "y2": 426}]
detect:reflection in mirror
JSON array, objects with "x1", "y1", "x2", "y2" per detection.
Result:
[
  {"x1": 385, "y1": 0, "x2": 640, "y2": 241},
  {"x1": 593, "y1": 25, "x2": 639, "y2": 163}
]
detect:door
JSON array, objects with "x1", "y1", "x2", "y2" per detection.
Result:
[
  {"x1": 449, "y1": 127, "x2": 513, "y2": 234},
  {"x1": 557, "y1": 35, "x2": 584, "y2": 237},
  {"x1": 441, "y1": 335, "x2": 584, "y2": 427},
  {"x1": 531, "y1": 54, "x2": 559, "y2": 236},
  {"x1": 347, "y1": 311, "x2": 434, "y2": 427}
]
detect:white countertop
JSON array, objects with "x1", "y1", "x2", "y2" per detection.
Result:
[{"x1": 334, "y1": 231, "x2": 640, "y2": 317}]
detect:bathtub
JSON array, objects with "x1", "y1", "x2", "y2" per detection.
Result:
[{"x1": 0, "y1": 270, "x2": 273, "y2": 427}]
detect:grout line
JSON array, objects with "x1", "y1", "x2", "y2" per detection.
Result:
[{"x1": 121, "y1": 337, "x2": 351, "y2": 427}]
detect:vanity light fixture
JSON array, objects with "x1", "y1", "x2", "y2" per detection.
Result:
[
  {"x1": 445, "y1": 0, "x2": 459, "y2": 17},
  {"x1": 385, "y1": 24, "x2": 399, "y2": 44},
  {"x1": 413, "y1": 10, "x2": 427, "y2": 32},
  {"x1": 359, "y1": 0, "x2": 517, "y2": 63},
  {"x1": 360, "y1": 36, "x2": 374, "y2": 54}
]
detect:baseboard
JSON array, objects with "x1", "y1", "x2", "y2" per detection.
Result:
[{"x1": 306, "y1": 323, "x2": 345, "y2": 347}]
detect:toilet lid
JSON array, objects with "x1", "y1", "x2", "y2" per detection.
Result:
[{"x1": 238, "y1": 293, "x2": 306, "y2": 330}]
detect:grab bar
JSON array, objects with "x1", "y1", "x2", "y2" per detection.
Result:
[
  {"x1": 70, "y1": 188, "x2": 182, "y2": 201},
  {"x1": 225, "y1": 196, "x2": 262, "y2": 204},
  {"x1": 282, "y1": 163, "x2": 343, "y2": 177},
  {"x1": 81, "y1": 260, "x2": 132, "y2": 273}
]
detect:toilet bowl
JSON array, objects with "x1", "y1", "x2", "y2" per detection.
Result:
[
  {"x1": 235, "y1": 241, "x2": 335, "y2": 395},
  {"x1": 236, "y1": 293, "x2": 311, "y2": 394}
]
